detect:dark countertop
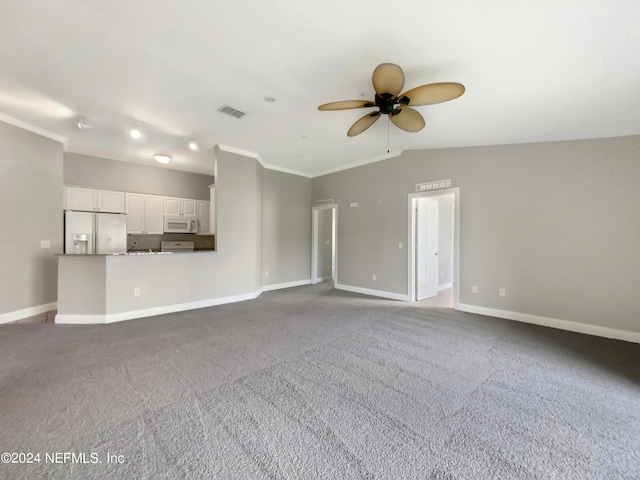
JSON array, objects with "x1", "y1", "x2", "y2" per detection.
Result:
[{"x1": 56, "y1": 250, "x2": 216, "y2": 256}]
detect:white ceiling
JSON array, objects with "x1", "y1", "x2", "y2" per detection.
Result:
[{"x1": 2, "y1": 1, "x2": 640, "y2": 177}]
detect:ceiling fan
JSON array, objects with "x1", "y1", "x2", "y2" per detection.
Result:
[{"x1": 318, "y1": 63, "x2": 465, "y2": 137}]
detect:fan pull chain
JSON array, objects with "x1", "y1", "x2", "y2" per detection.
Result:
[{"x1": 387, "y1": 116, "x2": 390, "y2": 154}]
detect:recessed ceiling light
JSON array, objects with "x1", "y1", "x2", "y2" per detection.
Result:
[
  {"x1": 264, "y1": 96, "x2": 276, "y2": 103},
  {"x1": 130, "y1": 128, "x2": 142, "y2": 139},
  {"x1": 188, "y1": 140, "x2": 199, "y2": 151},
  {"x1": 154, "y1": 154, "x2": 171, "y2": 164}
]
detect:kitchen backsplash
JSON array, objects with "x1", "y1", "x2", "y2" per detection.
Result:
[{"x1": 127, "y1": 234, "x2": 215, "y2": 252}]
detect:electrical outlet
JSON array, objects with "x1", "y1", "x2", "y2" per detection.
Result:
[
  {"x1": 133, "y1": 288, "x2": 141, "y2": 297},
  {"x1": 265, "y1": 271, "x2": 269, "y2": 278},
  {"x1": 40, "y1": 240, "x2": 50, "y2": 249},
  {"x1": 472, "y1": 286, "x2": 478, "y2": 293},
  {"x1": 398, "y1": 242, "x2": 403, "y2": 249},
  {"x1": 499, "y1": 288, "x2": 506, "y2": 297},
  {"x1": 372, "y1": 274, "x2": 376, "y2": 280}
]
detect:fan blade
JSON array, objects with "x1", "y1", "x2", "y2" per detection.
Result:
[
  {"x1": 318, "y1": 100, "x2": 375, "y2": 111},
  {"x1": 347, "y1": 112, "x2": 381, "y2": 137},
  {"x1": 372, "y1": 63, "x2": 405, "y2": 96},
  {"x1": 390, "y1": 107, "x2": 425, "y2": 133},
  {"x1": 399, "y1": 82, "x2": 465, "y2": 106}
]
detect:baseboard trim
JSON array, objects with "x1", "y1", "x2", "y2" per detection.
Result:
[
  {"x1": 263, "y1": 279, "x2": 312, "y2": 292},
  {"x1": 438, "y1": 282, "x2": 453, "y2": 292},
  {"x1": 54, "y1": 314, "x2": 106, "y2": 325},
  {"x1": 55, "y1": 291, "x2": 262, "y2": 324},
  {"x1": 334, "y1": 283, "x2": 409, "y2": 301},
  {"x1": 0, "y1": 302, "x2": 58, "y2": 324},
  {"x1": 457, "y1": 303, "x2": 640, "y2": 344}
]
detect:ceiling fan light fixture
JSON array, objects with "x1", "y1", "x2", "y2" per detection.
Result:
[
  {"x1": 154, "y1": 154, "x2": 171, "y2": 164},
  {"x1": 318, "y1": 63, "x2": 464, "y2": 136}
]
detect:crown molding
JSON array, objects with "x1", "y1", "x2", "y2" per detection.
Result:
[{"x1": 0, "y1": 112, "x2": 67, "y2": 144}]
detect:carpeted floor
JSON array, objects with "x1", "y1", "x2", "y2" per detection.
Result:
[{"x1": 1, "y1": 283, "x2": 639, "y2": 479}]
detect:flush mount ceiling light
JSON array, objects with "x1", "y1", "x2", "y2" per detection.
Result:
[
  {"x1": 188, "y1": 140, "x2": 199, "y2": 151},
  {"x1": 154, "y1": 154, "x2": 171, "y2": 164},
  {"x1": 77, "y1": 116, "x2": 93, "y2": 130},
  {"x1": 130, "y1": 128, "x2": 142, "y2": 139}
]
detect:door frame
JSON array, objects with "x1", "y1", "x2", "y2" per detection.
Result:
[
  {"x1": 311, "y1": 204, "x2": 338, "y2": 284},
  {"x1": 408, "y1": 188, "x2": 460, "y2": 307}
]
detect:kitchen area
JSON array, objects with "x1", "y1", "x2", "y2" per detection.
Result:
[
  {"x1": 56, "y1": 153, "x2": 219, "y2": 324},
  {"x1": 64, "y1": 185, "x2": 216, "y2": 255}
]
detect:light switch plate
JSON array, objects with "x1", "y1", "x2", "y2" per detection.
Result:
[{"x1": 40, "y1": 240, "x2": 50, "y2": 249}]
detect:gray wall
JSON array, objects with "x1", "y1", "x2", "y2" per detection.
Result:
[
  {"x1": 64, "y1": 152, "x2": 213, "y2": 200},
  {"x1": 317, "y1": 209, "x2": 333, "y2": 280},
  {"x1": 0, "y1": 120, "x2": 63, "y2": 316},
  {"x1": 255, "y1": 163, "x2": 264, "y2": 291},
  {"x1": 312, "y1": 135, "x2": 640, "y2": 333},
  {"x1": 263, "y1": 169, "x2": 312, "y2": 286}
]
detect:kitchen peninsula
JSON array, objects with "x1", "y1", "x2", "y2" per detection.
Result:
[
  {"x1": 56, "y1": 248, "x2": 217, "y2": 324},
  {"x1": 58, "y1": 155, "x2": 218, "y2": 323}
]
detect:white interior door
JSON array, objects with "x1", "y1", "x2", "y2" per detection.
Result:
[
  {"x1": 312, "y1": 206, "x2": 337, "y2": 284},
  {"x1": 416, "y1": 198, "x2": 439, "y2": 300}
]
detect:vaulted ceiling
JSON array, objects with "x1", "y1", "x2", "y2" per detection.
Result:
[{"x1": 2, "y1": 1, "x2": 639, "y2": 176}]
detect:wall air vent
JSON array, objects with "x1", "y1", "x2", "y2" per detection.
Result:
[{"x1": 217, "y1": 105, "x2": 246, "y2": 119}]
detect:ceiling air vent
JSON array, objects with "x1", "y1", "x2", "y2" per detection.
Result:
[{"x1": 217, "y1": 105, "x2": 246, "y2": 119}]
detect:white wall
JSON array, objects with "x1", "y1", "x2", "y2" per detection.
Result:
[
  {"x1": 317, "y1": 209, "x2": 333, "y2": 280},
  {"x1": 436, "y1": 194, "x2": 454, "y2": 287}
]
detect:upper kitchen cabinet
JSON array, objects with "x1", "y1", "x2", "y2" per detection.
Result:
[
  {"x1": 65, "y1": 186, "x2": 125, "y2": 213},
  {"x1": 164, "y1": 197, "x2": 197, "y2": 217},
  {"x1": 197, "y1": 200, "x2": 210, "y2": 234},
  {"x1": 125, "y1": 193, "x2": 164, "y2": 234}
]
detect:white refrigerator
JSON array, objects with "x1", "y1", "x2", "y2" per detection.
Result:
[{"x1": 64, "y1": 211, "x2": 127, "y2": 254}]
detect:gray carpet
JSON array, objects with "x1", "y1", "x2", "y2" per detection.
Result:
[{"x1": 1, "y1": 283, "x2": 639, "y2": 479}]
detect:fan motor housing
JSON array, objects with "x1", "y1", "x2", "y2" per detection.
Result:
[{"x1": 375, "y1": 93, "x2": 408, "y2": 115}]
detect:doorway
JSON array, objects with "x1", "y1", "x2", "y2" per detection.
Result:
[
  {"x1": 408, "y1": 188, "x2": 460, "y2": 307},
  {"x1": 311, "y1": 205, "x2": 337, "y2": 284}
]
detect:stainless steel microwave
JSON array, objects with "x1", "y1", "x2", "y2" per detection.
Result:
[{"x1": 163, "y1": 216, "x2": 197, "y2": 233}]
